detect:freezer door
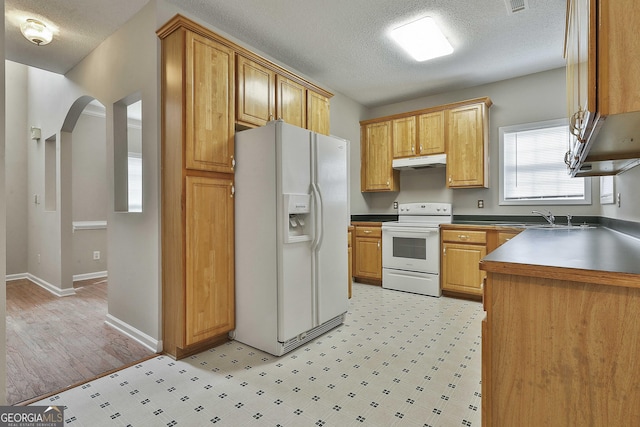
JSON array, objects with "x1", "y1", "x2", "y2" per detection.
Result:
[
  {"x1": 313, "y1": 134, "x2": 349, "y2": 325},
  {"x1": 277, "y1": 122, "x2": 314, "y2": 342}
]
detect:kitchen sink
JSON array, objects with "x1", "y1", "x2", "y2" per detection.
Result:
[{"x1": 528, "y1": 224, "x2": 596, "y2": 229}]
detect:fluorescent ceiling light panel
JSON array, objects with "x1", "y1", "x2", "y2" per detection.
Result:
[{"x1": 390, "y1": 17, "x2": 453, "y2": 61}]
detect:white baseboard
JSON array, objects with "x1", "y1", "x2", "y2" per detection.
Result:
[
  {"x1": 105, "y1": 314, "x2": 162, "y2": 353},
  {"x1": 6, "y1": 272, "x2": 108, "y2": 293},
  {"x1": 26, "y1": 274, "x2": 76, "y2": 297},
  {"x1": 73, "y1": 271, "x2": 108, "y2": 282},
  {"x1": 6, "y1": 273, "x2": 28, "y2": 282}
]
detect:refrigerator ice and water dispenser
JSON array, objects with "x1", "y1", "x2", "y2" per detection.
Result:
[{"x1": 284, "y1": 193, "x2": 311, "y2": 242}]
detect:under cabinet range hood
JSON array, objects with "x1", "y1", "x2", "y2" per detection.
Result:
[
  {"x1": 392, "y1": 153, "x2": 447, "y2": 170},
  {"x1": 570, "y1": 112, "x2": 640, "y2": 177}
]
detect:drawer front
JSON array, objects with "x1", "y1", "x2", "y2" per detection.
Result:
[
  {"x1": 497, "y1": 231, "x2": 520, "y2": 247},
  {"x1": 442, "y1": 229, "x2": 487, "y2": 244},
  {"x1": 356, "y1": 226, "x2": 382, "y2": 238}
]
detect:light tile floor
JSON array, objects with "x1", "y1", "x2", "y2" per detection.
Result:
[{"x1": 33, "y1": 283, "x2": 483, "y2": 426}]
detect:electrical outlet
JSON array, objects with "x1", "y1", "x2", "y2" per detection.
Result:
[
  {"x1": 93, "y1": 251, "x2": 101, "y2": 260},
  {"x1": 477, "y1": 200, "x2": 484, "y2": 208},
  {"x1": 393, "y1": 201, "x2": 398, "y2": 209}
]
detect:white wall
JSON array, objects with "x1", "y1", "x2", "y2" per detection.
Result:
[
  {"x1": 72, "y1": 111, "x2": 108, "y2": 276},
  {"x1": 22, "y1": 1, "x2": 161, "y2": 348},
  {"x1": 601, "y1": 167, "x2": 640, "y2": 222},
  {"x1": 64, "y1": 1, "x2": 162, "y2": 346},
  {"x1": 328, "y1": 93, "x2": 369, "y2": 214},
  {"x1": 351, "y1": 67, "x2": 600, "y2": 218},
  {"x1": 5, "y1": 61, "x2": 28, "y2": 276}
]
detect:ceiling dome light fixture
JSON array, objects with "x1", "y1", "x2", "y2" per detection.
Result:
[
  {"x1": 20, "y1": 18, "x2": 53, "y2": 46},
  {"x1": 390, "y1": 17, "x2": 453, "y2": 62}
]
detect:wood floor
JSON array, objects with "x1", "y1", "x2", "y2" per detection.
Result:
[{"x1": 6, "y1": 278, "x2": 155, "y2": 405}]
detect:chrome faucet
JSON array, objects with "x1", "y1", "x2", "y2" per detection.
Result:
[{"x1": 532, "y1": 210, "x2": 555, "y2": 225}]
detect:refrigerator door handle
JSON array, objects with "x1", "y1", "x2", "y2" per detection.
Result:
[
  {"x1": 315, "y1": 183, "x2": 324, "y2": 249},
  {"x1": 311, "y1": 183, "x2": 322, "y2": 250}
]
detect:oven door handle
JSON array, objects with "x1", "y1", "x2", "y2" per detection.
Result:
[{"x1": 382, "y1": 226, "x2": 438, "y2": 234}]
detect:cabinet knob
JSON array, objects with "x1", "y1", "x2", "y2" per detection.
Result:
[
  {"x1": 230, "y1": 185, "x2": 235, "y2": 198},
  {"x1": 363, "y1": 230, "x2": 372, "y2": 234},
  {"x1": 458, "y1": 234, "x2": 469, "y2": 240},
  {"x1": 231, "y1": 156, "x2": 236, "y2": 169},
  {"x1": 411, "y1": 146, "x2": 415, "y2": 152},
  {"x1": 386, "y1": 180, "x2": 390, "y2": 186},
  {"x1": 377, "y1": 240, "x2": 380, "y2": 249}
]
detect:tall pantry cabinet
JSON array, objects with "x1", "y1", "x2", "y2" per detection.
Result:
[{"x1": 158, "y1": 17, "x2": 236, "y2": 359}]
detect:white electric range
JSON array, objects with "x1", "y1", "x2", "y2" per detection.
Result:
[{"x1": 381, "y1": 202, "x2": 452, "y2": 297}]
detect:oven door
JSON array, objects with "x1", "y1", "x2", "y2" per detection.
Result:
[{"x1": 381, "y1": 225, "x2": 440, "y2": 274}]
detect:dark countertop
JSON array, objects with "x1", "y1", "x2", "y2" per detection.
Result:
[
  {"x1": 481, "y1": 226, "x2": 640, "y2": 287},
  {"x1": 452, "y1": 214, "x2": 596, "y2": 227}
]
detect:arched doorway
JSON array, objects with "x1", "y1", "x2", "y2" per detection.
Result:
[{"x1": 5, "y1": 96, "x2": 153, "y2": 404}]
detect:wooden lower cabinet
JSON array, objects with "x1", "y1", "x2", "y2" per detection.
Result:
[
  {"x1": 353, "y1": 224, "x2": 382, "y2": 285},
  {"x1": 163, "y1": 174, "x2": 235, "y2": 359},
  {"x1": 441, "y1": 226, "x2": 523, "y2": 298},
  {"x1": 442, "y1": 242, "x2": 487, "y2": 296},
  {"x1": 348, "y1": 226, "x2": 353, "y2": 298},
  {"x1": 184, "y1": 176, "x2": 235, "y2": 346},
  {"x1": 441, "y1": 228, "x2": 487, "y2": 297},
  {"x1": 482, "y1": 271, "x2": 640, "y2": 426}
]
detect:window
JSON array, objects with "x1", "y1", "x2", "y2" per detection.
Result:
[
  {"x1": 114, "y1": 95, "x2": 143, "y2": 212},
  {"x1": 499, "y1": 119, "x2": 591, "y2": 205}
]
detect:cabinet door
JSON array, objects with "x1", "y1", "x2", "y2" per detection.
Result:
[
  {"x1": 565, "y1": 0, "x2": 596, "y2": 139},
  {"x1": 447, "y1": 104, "x2": 487, "y2": 188},
  {"x1": 417, "y1": 111, "x2": 445, "y2": 155},
  {"x1": 354, "y1": 237, "x2": 382, "y2": 280},
  {"x1": 236, "y1": 55, "x2": 275, "y2": 127},
  {"x1": 307, "y1": 91, "x2": 330, "y2": 135},
  {"x1": 185, "y1": 176, "x2": 235, "y2": 346},
  {"x1": 361, "y1": 121, "x2": 397, "y2": 191},
  {"x1": 185, "y1": 32, "x2": 235, "y2": 173},
  {"x1": 392, "y1": 116, "x2": 417, "y2": 158},
  {"x1": 277, "y1": 75, "x2": 306, "y2": 128},
  {"x1": 442, "y1": 242, "x2": 486, "y2": 296}
]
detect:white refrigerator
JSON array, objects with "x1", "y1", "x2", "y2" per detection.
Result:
[{"x1": 233, "y1": 120, "x2": 350, "y2": 356}]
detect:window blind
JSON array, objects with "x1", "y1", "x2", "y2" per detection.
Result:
[{"x1": 503, "y1": 124, "x2": 585, "y2": 201}]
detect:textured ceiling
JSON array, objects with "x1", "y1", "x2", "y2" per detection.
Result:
[{"x1": 4, "y1": 0, "x2": 567, "y2": 108}]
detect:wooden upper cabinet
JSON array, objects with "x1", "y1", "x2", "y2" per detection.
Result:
[
  {"x1": 361, "y1": 97, "x2": 490, "y2": 192},
  {"x1": 361, "y1": 121, "x2": 399, "y2": 192},
  {"x1": 447, "y1": 103, "x2": 489, "y2": 188},
  {"x1": 277, "y1": 75, "x2": 306, "y2": 129},
  {"x1": 392, "y1": 116, "x2": 417, "y2": 158},
  {"x1": 185, "y1": 175, "x2": 235, "y2": 346},
  {"x1": 417, "y1": 110, "x2": 445, "y2": 155},
  {"x1": 236, "y1": 55, "x2": 275, "y2": 128},
  {"x1": 307, "y1": 91, "x2": 330, "y2": 136},
  {"x1": 185, "y1": 31, "x2": 235, "y2": 173}
]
